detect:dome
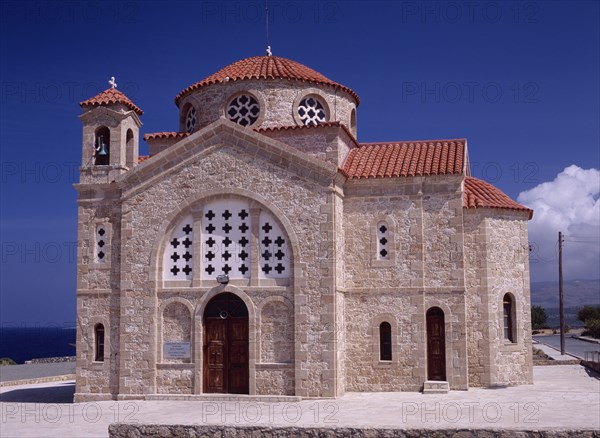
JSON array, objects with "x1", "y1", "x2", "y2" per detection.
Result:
[{"x1": 175, "y1": 55, "x2": 359, "y2": 106}]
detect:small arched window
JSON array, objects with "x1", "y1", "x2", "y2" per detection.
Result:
[
  {"x1": 94, "y1": 126, "x2": 110, "y2": 165},
  {"x1": 379, "y1": 321, "x2": 392, "y2": 361},
  {"x1": 94, "y1": 323, "x2": 105, "y2": 362},
  {"x1": 350, "y1": 108, "x2": 357, "y2": 137},
  {"x1": 503, "y1": 294, "x2": 515, "y2": 342}
]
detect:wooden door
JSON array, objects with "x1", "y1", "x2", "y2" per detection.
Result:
[
  {"x1": 426, "y1": 307, "x2": 446, "y2": 381},
  {"x1": 204, "y1": 318, "x2": 227, "y2": 393},
  {"x1": 203, "y1": 293, "x2": 249, "y2": 394},
  {"x1": 227, "y1": 318, "x2": 249, "y2": 394}
]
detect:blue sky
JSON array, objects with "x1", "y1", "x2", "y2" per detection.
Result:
[{"x1": 1, "y1": 0, "x2": 598, "y2": 325}]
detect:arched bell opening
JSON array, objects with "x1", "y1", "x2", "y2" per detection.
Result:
[{"x1": 94, "y1": 126, "x2": 110, "y2": 165}]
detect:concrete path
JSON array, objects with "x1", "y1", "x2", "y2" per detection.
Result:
[
  {"x1": 1, "y1": 365, "x2": 598, "y2": 438},
  {"x1": 0, "y1": 362, "x2": 75, "y2": 383},
  {"x1": 533, "y1": 341, "x2": 580, "y2": 361},
  {"x1": 534, "y1": 334, "x2": 600, "y2": 359}
]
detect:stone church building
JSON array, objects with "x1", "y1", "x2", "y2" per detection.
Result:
[{"x1": 74, "y1": 55, "x2": 534, "y2": 401}]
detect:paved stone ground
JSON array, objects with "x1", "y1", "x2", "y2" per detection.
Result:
[{"x1": 0, "y1": 365, "x2": 598, "y2": 438}]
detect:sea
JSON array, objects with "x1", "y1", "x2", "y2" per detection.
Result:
[{"x1": 0, "y1": 326, "x2": 76, "y2": 364}]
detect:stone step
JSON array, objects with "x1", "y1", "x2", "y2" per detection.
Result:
[
  {"x1": 145, "y1": 394, "x2": 302, "y2": 402},
  {"x1": 422, "y1": 380, "x2": 449, "y2": 394}
]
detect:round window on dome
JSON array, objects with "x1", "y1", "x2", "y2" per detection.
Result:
[
  {"x1": 297, "y1": 96, "x2": 328, "y2": 126},
  {"x1": 185, "y1": 106, "x2": 197, "y2": 132},
  {"x1": 226, "y1": 94, "x2": 260, "y2": 127}
]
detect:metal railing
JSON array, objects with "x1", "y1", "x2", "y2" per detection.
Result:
[{"x1": 584, "y1": 351, "x2": 600, "y2": 364}]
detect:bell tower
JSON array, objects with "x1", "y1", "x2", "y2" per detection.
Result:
[{"x1": 79, "y1": 77, "x2": 143, "y2": 183}]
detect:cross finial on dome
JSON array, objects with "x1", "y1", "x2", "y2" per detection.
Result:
[
  {"x1": 109, "y1": 76, "x2": 117, "y2": 89},
  {"x1": 266, "y1": 46, "x2": 272, "y2": 57}
]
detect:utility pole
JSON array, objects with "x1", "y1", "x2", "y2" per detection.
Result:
[{"x1": 558, "y1": 231, "x2": 565, "y2": 355}]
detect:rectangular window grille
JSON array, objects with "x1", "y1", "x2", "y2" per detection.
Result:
[
  {"x1": 377, "y1": 222, "x2": 390, "y2": 260},
  {"x1": 96, "y1": 224, "x2": 107, "y2": 263}
]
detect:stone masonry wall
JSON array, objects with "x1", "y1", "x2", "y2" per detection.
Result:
[
  {"x1": 463, "y1": 209, "x2": 533, "y2": 387},
  {"x1": 112, "y1": 125, "x2": 338, "y2": 397},
  {"x1": 462, "y1": 209, "x2": 490, "y2": 387},
  {"x1": 178, "y1": 80, "x2": 356, "y2": 134},
  {"x1": 344, "y1": 292, "x2": 423, "y2": 391},
  {"x1": 110, "y1": 424, "x2": 600, "y2": 438},
  {"x1": 75, "y1": 196, "x2": 122, "y2": 401},
  {"x1": 485, "y1": 212, "x2": 533, "y2": 386},
  {"x1": 260, "y1": 301, "x2": 293, "y2": 363}
]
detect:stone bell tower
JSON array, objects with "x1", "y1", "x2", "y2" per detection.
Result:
[{"x1": 79, "y1": 77, "x2": 143, "y2": 183}]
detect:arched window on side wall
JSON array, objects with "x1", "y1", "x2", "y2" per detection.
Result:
[
  {"x1": 503, "y1": 294, "x2": 515, "y2": 343},
  {"x1": 94, "y1": 323, "x2": 105, "y2": 362},
  {"x1": 379, "y1": 321, "x2": 392, "y2": 361},
  {"x1": 94, "y1": 126, "x2": 110, "y2": 165}
]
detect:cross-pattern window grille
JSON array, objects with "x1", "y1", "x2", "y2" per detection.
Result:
[
  {"x1": 377, "y1": 221, "x2": 390, "y2": 260},
  {"x1": 96, "y1": 224, "x2": 107, "y2": 263},
  {"x1": 164, "y1": 215, "x2": 194, "y2": 280},
  {"x1": 297, "y1": 96, "x2": 327, "y2": 126},
  {"x1": 162, "y1": 200, "x2": 290, "y2": 281},
  {"x1": 259, "y1": 211, "x2": 289, "y2": 279},
  {"x1": 226, "y1": 94, "x2": 260, "y2": 127},
  {"x1": 201, "y1": 199, "x2": 251, "y2": 280},
  {"x1": 185, "y1": 106, "x2": 196, "y2": 132}
]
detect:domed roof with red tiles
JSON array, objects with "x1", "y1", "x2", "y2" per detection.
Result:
[
  {"x1": 80, "y1": 87, "x2": 143, "y2": 115},
  {"x1": 175, "y1": 55, "x2": 359, "y2": 106}
]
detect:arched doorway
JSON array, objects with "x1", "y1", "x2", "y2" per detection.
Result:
[
  {"x1": 426, "y1": 307, "x2": 446, "y2": 381},
  {"x1": 203, "y1": 293, "x2": 249, "y2": 394}
]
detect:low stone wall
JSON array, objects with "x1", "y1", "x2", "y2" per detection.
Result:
[
  {"x1": 109, "y1": 424, "x2": 600, "y2": 437},
  {"x1": 25, "y1": 356, "x2": 76, "y2": 364},
  {"x1": 533, "y1": 359, "x2": 581, "y2": 366}
]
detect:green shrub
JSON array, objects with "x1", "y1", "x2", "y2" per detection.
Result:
[{"x1": 582, "y1": 319, "x2": 600, "y2": 339}]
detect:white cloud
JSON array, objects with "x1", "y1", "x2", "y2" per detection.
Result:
[{"x1": 517, "y1": 165, "x2": 600, "y2": 282}]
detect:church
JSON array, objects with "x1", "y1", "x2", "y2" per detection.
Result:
[{"x1": 74, "y1": 54, "x2": 534, "y2": 401}]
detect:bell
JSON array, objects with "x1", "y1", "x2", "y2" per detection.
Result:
[{"x1": 96, "y1": 138, "x2": 109, "y2": 156}]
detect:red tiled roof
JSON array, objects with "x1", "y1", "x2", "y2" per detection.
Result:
[
  {"x1": 463, "y1": 177, "x2": 533, "y2": 219},
  {"x1": 80, "y1": 87, "x2": 143, "y2": 115},
  {"x1": 138, "y1": 155, "x2": 150, "y2": 164},
  {"x1": 143, "y1": 132, "x2": 190, "y2": 141},
  {"x1": 175, "y1": 56, "x2": 359, "y2": 105},
  {"x1": 341, "y1": 140, "x2": 465, "y2": 179}
]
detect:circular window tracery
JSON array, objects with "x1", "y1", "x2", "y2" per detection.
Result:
[
  {"x1": 298, "y1": 96, "x2": 327, "y2": 126},
  {"x1": 227, "y1": 94, "x2": 260, "y2": 127},
  {"x1": 185, "y1": 106, "x2": 196, "y2": 132}
]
